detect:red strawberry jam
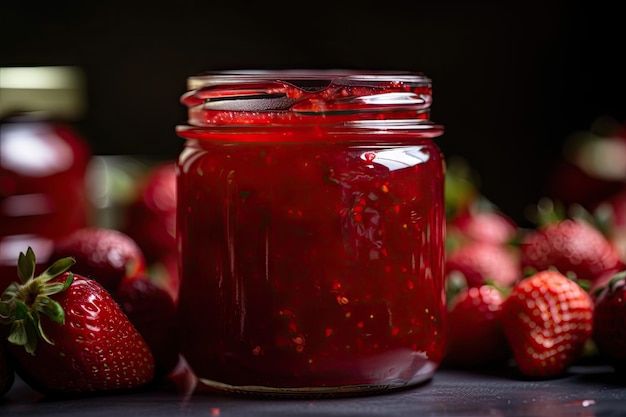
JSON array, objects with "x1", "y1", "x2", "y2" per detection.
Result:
[{"x1": 176, "y1": 71, "x2": 446, "y2": 396}]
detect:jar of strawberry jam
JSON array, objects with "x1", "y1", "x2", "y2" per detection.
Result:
[
  {"x1": 176, "y1": 70, "x2": 446, "y2": 397},
  {"x1": 0, "y1": 66, "x2": 91, "y2": 284}
]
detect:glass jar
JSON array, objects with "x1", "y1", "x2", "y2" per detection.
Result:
[
  {"x1": 175, "y1": 70, "x2": 446, "y2": 397},
  {"x1": 0, "y1": 66, "x2": 91, "y2": 285}
]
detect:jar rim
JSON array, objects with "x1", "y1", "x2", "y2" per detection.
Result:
[
  {"x1": 186, "y1": 69, "x2": 432, "y2": 90},
  {"x1": 181, "y1": 69, "x2": 438, "y2": 127}
]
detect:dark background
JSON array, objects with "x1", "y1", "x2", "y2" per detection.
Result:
[{"x1": 1, "y1": 1, "x2": 625, "y2": 226}]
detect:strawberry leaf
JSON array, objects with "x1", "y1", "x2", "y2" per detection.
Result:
[
  {"x1": 0, "y1": 300, "x2": 9, "y2": 320},
  {"x1": 24, "y1": 318, "x2": 39, "y2": 355},
  {"x1": 576, "y1": 278, "x2": 592, "y2": 292},
  {"x1": 608, "y1": 270, "x2": 626, "y2": 290},
  {"x1": 39, "y1": 257, "x2": 76, "y2": 284},
  {"x1": 445, "y1": 271, "x2": 468, "y2": 305},
  {"x1": 41, "y1": 273, "x2": 73, "y2": 297},
  {"x1": 589, "y1": 202, "x2": 614, "y2": 237},
  {"x1": 41, "y1": 283, "x2": 67, "y2": 296},
  {"x1": 14, "y1": 300, "x2": 28, "y2": 320},
  {"x1": 33, "y1": 312, "x2": 54, "y2": 346},
  {"x1": 36, "y1": 296, "x2": 64, "y2": 325},
  {"x1": 1, "y1": 247, "x2": 75, "y2": 355},
  {"x1": 1, "y1": 282, "x2": 20, "y2": 301},
  {"x1": 61, "y1": 272, "x2": 73, "y2": 292},
  {"x1": 17, "y1": 248, "x2": 36, "y2": 284},
  {"x1": 8, "y1": 319, "x2": 28, "y2": 346},
  {"x1": 528, "y1": 197, "x2": 566, "y2": 227},
  {"x1": 8, "y1": 310, "x2": 40, "y2": 355}
]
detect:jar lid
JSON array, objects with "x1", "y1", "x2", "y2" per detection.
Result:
[
  {"x1": 181, "y1": 70, "x2": 436, "y2": 126},
  {"x1": 0, "y1": 66, "x2": 86, "y2": 119}
]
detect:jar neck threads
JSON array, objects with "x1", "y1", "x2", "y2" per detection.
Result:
[{"x1": 181, "y1": 70, "x2": 436, "y2": 127}]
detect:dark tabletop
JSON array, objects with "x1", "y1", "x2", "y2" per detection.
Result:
[{"x1": 2, "y1": 364, "x2": 625, "y2": 417}]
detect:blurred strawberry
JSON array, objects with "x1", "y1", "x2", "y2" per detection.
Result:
[
  {"x1": 546, "y1": 117, "x2": 626, "y2": 210},
  {"x1": 546, "y1": 159, "x2": 623, "y2": 211},
  {"x1": 48, "y1": 226, "x2": 146, "y2": 293},
  {"x1": 591, "y1": 187, "x2": 626, "y2": 265},
  {"x1": 448, "y1": 208, "x2": 518, "y2": 246},
  {"x1": 121, "y1": 161, "x2": 177, "y2": 264},
  {"x1": 591, "y1": 271, "x2": 626, "y2": 373},
  {"x1": 115, "y1": 275, "x2": 179, "y2": 380},
  {"x1": 520, "y1": 217, "x2": 623, "y2": 287},
  {"x1": 443, "y1": 284, "x2": 510, "y2": 368},
  {"x1": 445, "y1": 240, "x2": 522, "y2": 289},
  {"x1": 148, "y1": 253, "x2": 180, "y2": 304},
  {"x1": 594, "y1": 186, "x2": 626, "y2": 229}
]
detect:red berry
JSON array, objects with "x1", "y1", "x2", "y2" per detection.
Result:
[
  {"x1": 121, "y1": 162, "x2": 177, "y2": 264},
  {"x1": 593, "y1": 188, "x2": 626, "y2": 265},
  {"x1": 592, "y1": 271, "x2": 626, "y2": 373},
  {"x1": 149, "y1": 254, "x2": 180, "y2": 304},
  {"x1": 596, "y1": 187, "x2": 626, "y2": 229},
  {"x1": 49, "y1": 227, "x2": 146, "y2": 293},
  {"x1": 448, "y1": 210, "x2": 518, "y2": 245},
  {"x1": 115, "y1": 275, "x2": 179, "y2": 379},
  {"x1": 501, "y1": 270, "x2": 593, "y2": 378},
  {"x1": 546, "y1": 158, "x2": 623, "y2": 210},
  {"x1": 521, "y1": 219, "x2": 623, "y2": 285},
  {"x1": 444, "y1": 285, "x2": 510, "y2": 368},
  {"x1": 446, "y1": 240, "x2": 521, "y2": 289},
  {"x1": 1, "y1": 247, "x2": 155, "y2": 395}
]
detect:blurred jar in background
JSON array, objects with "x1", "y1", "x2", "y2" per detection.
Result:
[{"x1": 0, "y1": 66, "x2": 91, "y2": 284}]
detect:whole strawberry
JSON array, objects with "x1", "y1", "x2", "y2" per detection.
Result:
[
  {"x1": 521, "y1": 218, "x2": 623, "y2": 286},
  {"x1": 49, "y1": 227, "x2": 146, "y2": 293},
  {"x1": 115, "y1": 275, "x2": 179, "y2": 380},
  {"x1": 445, "y1": 240, "x2": 522, "y2": 289},
  {"x1": 501, "y1": 270, "x2": 593, "y2": 378},
  {"x1": 121, "y1": 161, "x2": 177, "y2": 264},
  {"x1": 593, "y1": 188, "x2": 626, "y2": 266},
  {"x1": 448, "y1": 209, "x2": 518, "y2": 246},
  {"x1": 592, "y1": 271, "x2": 626, "y2": 373},
  {"x1": 0, "y1": 247, "x2": 155, "y2": 396},
  {"x1": 444, "y1": 284, "x2": 510, "y2": 368}
]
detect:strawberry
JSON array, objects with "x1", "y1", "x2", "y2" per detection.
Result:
[
  {"x1": 448, "y1": 208, "x2": 518, "y2": 246},
  {"x1": 115, "y1": 275, "x2": 179, "y2": 380},
  {"x1": 592, "y1": 187, "x2": 626, "y2": 265},
  {"x1": 121, "y1": 161, "x2": 177, "y2": 264},
  {"x1": 595, "y1": 187, "x2": 626, "y2": 230},
  {"x1": 443, "y1": 284, "x2": 510, "y2": 368},
  {"x1": 545, "y1": 119, "x2": 626, "y2": 211},
  {"x1": 520, "y1": 218, "x2": 623, "y2": 286},
  {"x1": 546, "y1": 158, "x2": 623, "y2": 211},
  {"x1": 145, "y1": 253, "x2": 179, "y2": 305},
  {"x1": 0, "y1": 247, "x2": 155, "y2": 396},
  {"x1": 592, "y1": 271, "x2": 626, "y2": 373},
  {"x1": 501, "y1": 270, "x2": 593, "y2": 378},
  {"x1": 48, "y1": 227, "x2": 146, "y2": 293},
  {"x1": 0, "y1": 343, "x2": 14, "y2": 397},
  {"x1": 445, "y1": 240, "x2": 522, "y2": 289}
]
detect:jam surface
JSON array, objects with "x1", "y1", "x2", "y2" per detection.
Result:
[{"x1": 176, "y1": 72, "x2": 446, "y2": 395}]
